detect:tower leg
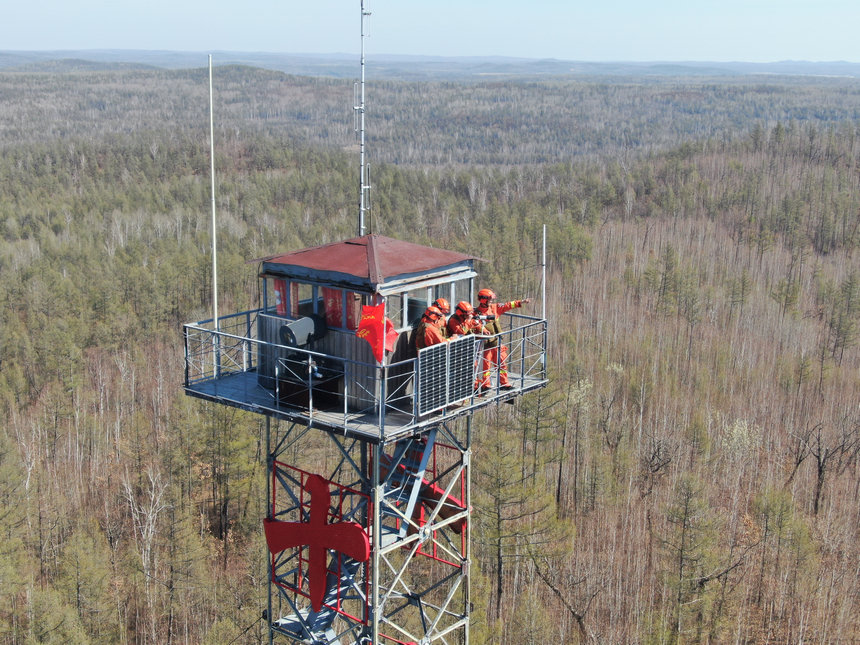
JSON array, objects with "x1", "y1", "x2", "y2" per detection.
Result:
[
  {"x1": 370, "y1": 442, "x2": 381, "y2": 645},
  {"x1": 266, "y1": 415, "x2": 274, "y2": 645}
]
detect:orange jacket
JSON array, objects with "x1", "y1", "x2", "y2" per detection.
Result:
[
  {"x1": 415, "y1": 319, "x2": 448, "y2": 350},
  {"x1": 447, "y1": 313, "x2": 484, "y2": 337},
  {"x1": 475, "y1": 300, "x2": 525, "y2": 347},
  {"x1": 475, "y1": 300, "x2": 524, "y2": 333}
]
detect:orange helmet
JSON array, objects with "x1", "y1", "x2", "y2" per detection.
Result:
[
  {"x1": 455, "y1": 301, "x2": 473, "y2": 317},
  {"x1": 433, "y1": 297, "x2": 450, "y2": 315},
  {"x1": 423, "y1": 305, "x2": 443, "y2": 321},
  {"x1": 477, "y1": 288, "x2": 495, "y2": 302}
]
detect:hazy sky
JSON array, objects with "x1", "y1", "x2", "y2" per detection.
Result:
[{"x1": 3, "y1": 0, "x2": 858, "y2": 62}]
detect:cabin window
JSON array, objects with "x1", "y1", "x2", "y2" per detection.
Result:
[
  {"x1": 389, "y1": 282, "x2": 474, "y2": 331},
  {"x1": 319, "y1": 288, "x2": 362, "y2": 330},
  {"x1": 269, "y1": 278, "x2": 300, "y2": 317},
  {"x1": 272, "y1": 279, "x2": 289, "y2": 316},
  {"x1": 403, "y1": 288, "x2": 430, "y2": 327},
  {"x1": 386, "y1": 294, "x2": 404, "y2": 330},
  {"x1": 294, "y1": 283, "x2": 315, "y2": 317},
  {"x1": 433, "y1": 285, "x2": 451, "y2": 304},
  {"x1": 322, "y1": 287, "x2": 344, "y2": 328},
  {"x1": 267, "y1": 280, "x2": 363, "y2": 330},
  {"x1": 432, "y1": 284, "x2": 456, "y2": 314},
  {"x1": 446, "y1": 278, "x2": 472, "y2": 310},
  {"x1": 345, "y1": 292, "x2": 361, "y2": 330}
]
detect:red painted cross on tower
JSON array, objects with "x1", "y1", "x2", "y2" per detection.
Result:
[{"x1": 264, "y1": 474, "x2": 370, "y2": 612}]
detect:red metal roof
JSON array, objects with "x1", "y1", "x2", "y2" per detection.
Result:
[{"x1": 259, "y1": 234, "x2": 478, "y2": 291}]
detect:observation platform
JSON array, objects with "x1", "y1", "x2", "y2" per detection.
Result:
[{"x1": 183, "y1": 307, "x2": 548, "y2": 444}]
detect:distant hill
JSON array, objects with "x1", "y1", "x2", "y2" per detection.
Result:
[
  {"x1": 8, "y1": 58, "x2": 160, "y2": 73},
  {"x1": 2, "y1": 49, "x2": 860, "y2": 80}
]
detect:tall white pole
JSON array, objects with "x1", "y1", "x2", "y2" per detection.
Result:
[
  {"x1": 542, "y1": 224, "x2": 547, "y2": 376},
  {"x1": 209, "y1": 55, "x2": 219, "y2": 332},
  {"x1": 542, "y1": 224, "x2": 547, "y2": 321}
]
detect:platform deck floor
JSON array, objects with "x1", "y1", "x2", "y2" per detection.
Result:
[{"x1": 185, "y1": 369, "x2": 546, "y2": 442}]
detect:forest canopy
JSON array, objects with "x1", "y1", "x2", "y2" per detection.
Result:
[{"x1": 0, "y1": 64, "x2": 858, "y2": 644}]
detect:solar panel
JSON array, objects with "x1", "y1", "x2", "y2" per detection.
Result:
[{"x1": 417, "y1": 335, "x2": 482, "y2": 415}]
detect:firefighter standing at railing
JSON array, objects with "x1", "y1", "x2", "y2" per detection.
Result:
[
  {"x1": 432, "y1": 297, "x2": 451, "y2": 337},
  {"x1": 447, "y1": 301, "x2": 486, "y2": 337},
  {"x1": 474, "y1": 289, "x2": 531, "y2": 390},
  {"x1": 414, "y1": 305, "x2": 458, "y2": 351}
]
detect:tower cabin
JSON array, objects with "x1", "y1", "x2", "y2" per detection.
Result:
[{"x1": 183, "y1": 234, "x2": 548, "y2": 442}]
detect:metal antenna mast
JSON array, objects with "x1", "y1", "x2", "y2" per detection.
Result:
[
  {"x1": 356, "y1": 0, "x2": 371, "y2": 236},
  {"x1": 209, "y1": 55, "x2": 219, "y2": 334}
]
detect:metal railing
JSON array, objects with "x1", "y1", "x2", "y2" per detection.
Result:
[
  {"x1": 184, "y1": 309, "x2": 547, "y2": 437},
  {"x1": 184, "y1": 309, "x2": 259, "y2": 384},
  {"x1": 496, "y1": 313, "x2": 549, "y2": 390}
]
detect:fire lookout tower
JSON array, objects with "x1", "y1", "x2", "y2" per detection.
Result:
[
  {"x1": 183, "y1": 232, "x2": 548, "y2": 643},
  {"x1": 183, "y1": 6, "x2": 546, "y2": 643}
]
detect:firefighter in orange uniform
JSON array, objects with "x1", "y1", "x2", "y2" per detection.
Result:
[
  {"x1": 475, "y1": 288, "x2": 531, "y2": 390},
  {"x1": 432, "y1": 297, "x2": 451, "y2": 317},
  {"x1": 447, "y1": 301, "x2": 485, "y2": 337},
  {"x1": 432, "y1": 297, "x2": 451, "y2": 338},
  {"x1": 414, "y1": 305, "x2": 453, "y2": 351}
]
